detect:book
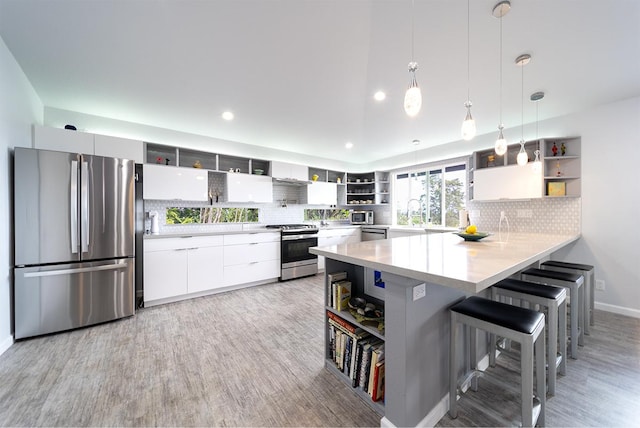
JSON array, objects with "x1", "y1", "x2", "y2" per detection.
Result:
[
  {"x1": 327, "y1": 271, "x2": 347, "y2": 305},
  {"x1": 335, "y1": 280, "x2": 351, "y2": 311},
  {"x1": 344, "y1": 335, "x2": 352, "y2": 375},
  {"x1": 328, "y1": 324, "x2": 335, "y2": 361},
  {"x1": 367, "y1": 343, "x2": 385, "y2": 396},
  {"x1": 359, "y1": 339, "x2": 383, "y2": 390},
  {"x1": 371, "y1": 361, "x2": 385, "y2": 402},
  {"x1": 327, "y1": 318, "x2": 368, "y2": 340}
]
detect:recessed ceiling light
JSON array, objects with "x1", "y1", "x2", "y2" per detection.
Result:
[
  {"x1": 374, "y1": 91, "x2": 386, "y2": 101},
  {"x1": 222, "y1": 111, "x2": 234, "y2": 121},
  {"x1": 345, "y1": 142, "x2": 354, "y2": 149},
  {"x1": 412, "y1": 139, "x2": 421, "y2": 146}
]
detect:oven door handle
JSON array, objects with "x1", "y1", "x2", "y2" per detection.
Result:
[{"x1": 281, "y1": 234, "x2": 319, "y2": 241}]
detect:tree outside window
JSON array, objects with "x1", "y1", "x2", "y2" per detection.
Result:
[{"x1": 395, "y1": 163, "x2": 466, "y2": 227}]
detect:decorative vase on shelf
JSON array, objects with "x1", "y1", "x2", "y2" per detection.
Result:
[{"x1": 552, "y1": 142, "x2": 558, "y2": 156}]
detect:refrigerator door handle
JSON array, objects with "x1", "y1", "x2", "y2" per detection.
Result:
[
  {"x1": 81, "y1": 160, "x2": 89, "y2": 253},
  {"x1": 23, "y1": 262, "x2": 128, "y2": 278},
  {"x1": 70, "y1": 160, "x2": 79, "y2": 254}
]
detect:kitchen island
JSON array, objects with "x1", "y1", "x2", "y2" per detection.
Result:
[{"x1": 310, "y1": 231, "x2": 580, "y2": 427}]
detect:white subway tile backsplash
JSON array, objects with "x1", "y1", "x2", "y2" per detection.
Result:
[{"x1": 467, "y1": 198, "x2": 581, "y2": 234}]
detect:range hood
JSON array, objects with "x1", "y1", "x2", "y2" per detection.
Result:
[{"x1": 272, "y1": 177, "x2": 313, "y2": 186}]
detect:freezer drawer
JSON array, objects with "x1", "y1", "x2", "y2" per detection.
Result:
[{"x1": 14, "y1": 259, "x2": 134, "y2": 339}]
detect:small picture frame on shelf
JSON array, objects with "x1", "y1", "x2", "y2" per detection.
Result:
[{"x1": 547, "y1": 182, "x2": 566, "y2": 196}]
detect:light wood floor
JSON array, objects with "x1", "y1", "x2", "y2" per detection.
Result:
[{"x1": 0, "y1": 274, "x2": 638, "y2": 427}]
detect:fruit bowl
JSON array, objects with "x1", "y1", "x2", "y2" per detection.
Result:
[{"x1": 454, "y1": 232, "x2": 490, "y2": 241}]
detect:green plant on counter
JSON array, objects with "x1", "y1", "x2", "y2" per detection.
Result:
[{"x1": 166, "y1": 207, "x2": 258, "y2": 224}]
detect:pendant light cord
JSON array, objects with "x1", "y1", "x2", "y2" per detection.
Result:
[
  {"x1": 521, "y1": 60, "x2": 524, "y2": 141},
  {"x1": 499, "y1": 12, "x2": 503, "y2": 126},
  {"x1": 466, "y1": 0, "x2": 470, "y2": 101},
  {"x1": 411, "y1": 0, "x2": 415, "y2": 61}
]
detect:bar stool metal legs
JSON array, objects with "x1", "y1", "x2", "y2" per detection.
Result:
[
  {"x1": 541, "y1": 261, "x2": 595, "y2": 335},
  {"x1": 449, "y1": 296, "x2": 546, "y2": 427},
  {"x1": 522, "y1": 268, "x2": 584, "y2": 359},
  {"x1": 491, "y1": 278, "x2": 567, "y2": 396}
]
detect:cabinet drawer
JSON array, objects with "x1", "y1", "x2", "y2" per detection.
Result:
[
  {"x1": 144, "y1": 237, "x2": 193, "y2": 252},
  {"x1": 224, "y1": 232, "x2": 280, "y2": 245},
  {"x1": 224, "y1": 241, "x2": 280, "y2": 266},
  {"x1": 224, "y1": 260, "x2": 280, "y2": 286}
]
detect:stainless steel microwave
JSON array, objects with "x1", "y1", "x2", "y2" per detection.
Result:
[{"x1": 350, "y1": 210, "x2": 374, "y2": 225}]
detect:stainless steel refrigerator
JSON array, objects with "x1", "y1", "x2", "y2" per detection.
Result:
[{"x1": 13, "y1": 147, "x2": 135, "y2": 339}]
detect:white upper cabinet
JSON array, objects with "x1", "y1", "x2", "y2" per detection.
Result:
[
  {"x1": 473, "y1": 164, "x2": 542, "y2": 201},
  {"x1": 94, "y1": 134, "x2": 144, "y2": 163},
  {"x1": 34, "y1": 125, "x2": 144, "y2": 162},
  {"x1": 143, "y1": 164, "x2": 208, "y2": 201},
  {"x1": 271, "y1": 160, "x2": 308, "y2": 181},
  {"x1": 33, "y1": 125, "x2": 94, "y2": 155},
  {"x1": 306, "y1": 181, "x2": 337, "y2": 205},
  {"x1": 226, "y1": 174, "x2": 273, "y2": 203}
]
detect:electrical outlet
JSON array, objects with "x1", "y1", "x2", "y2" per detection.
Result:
[
  {"x1": 517, "y1": 209, "x2": 533, "y2": 218},
  {"x1": 413, "y1": 283, "x2": 426, "y2": 301},
  {"x1": 595, "y1": 279, "x2": 605, "y2": 291}
]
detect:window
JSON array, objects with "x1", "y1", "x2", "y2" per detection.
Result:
[{"x1": 394, "y1": 161, "x2": 466, "y2": 227}]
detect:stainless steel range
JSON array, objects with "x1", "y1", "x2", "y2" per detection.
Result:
[{"x1": 267, "y1": 224, "x2": 319, "y2": 280}]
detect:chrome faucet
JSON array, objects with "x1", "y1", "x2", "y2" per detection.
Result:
[{"x1": 407, "y1": 198, "x2": 424, "y2": 227}]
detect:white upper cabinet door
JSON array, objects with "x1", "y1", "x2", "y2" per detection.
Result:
[
  {"x1": 270, "y1": 160, "x2": 308, "y2": 181},
  {"x1": 307, "y1": 182, "x2": 337, "y2": 205},
  {"x1": 94, "y1": 134, "x2": 144, "y2": 163},
  {"x1": 143, "y1": 164, "x2": 208, "y2": 201},
  {"x1": 226, "y1": 174, "x2": 273, "y2": 203},
  {"x1": 474, "y1": 165, "x2": 543, "y2": 201},
  {"x1": 33, "y1": 125, "x2": 94, "y2": 154}
]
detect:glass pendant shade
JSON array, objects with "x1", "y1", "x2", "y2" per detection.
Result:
[
  {"x1": 461, "y1": 102, "x2": 476, "y2": 141},
  {"x1": 404, "y1": 62, "x2": 421, "y2": 117},
  {"x1": 494, "y1": 125, "x2": 507, "y2": 155},
  {"x1": 531, "y1": 149, "x2": 542, "y2": 174},
  {"x1": 516, "y1": 142, "x2": 528, "y2": 165}
]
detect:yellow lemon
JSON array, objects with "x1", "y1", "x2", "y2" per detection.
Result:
[{"x1": 465, "y1": 224, "x2": 477, "y2": 234}]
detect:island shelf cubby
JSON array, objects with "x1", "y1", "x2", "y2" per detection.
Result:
[{"x1": 323, "y1": 258, "x2": 385, "y2": 416}]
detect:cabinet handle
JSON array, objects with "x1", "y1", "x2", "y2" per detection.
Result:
[{"x1": 250, "y1": 242, "x2": 259, "y2": 245}]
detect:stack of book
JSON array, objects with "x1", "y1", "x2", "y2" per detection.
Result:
[
  {"x1": 327, "y1": 311, "x2": 385, "y2": 402},
  {"x1": 328, "y1": 271, "x2": 351, "y2": 311}
]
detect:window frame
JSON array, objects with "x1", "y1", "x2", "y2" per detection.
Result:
[{"x1": 391, "y1": 156, "x2": 469, "y2": 227}]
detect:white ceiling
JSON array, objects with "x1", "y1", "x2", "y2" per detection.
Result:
[{"x1": 1, "y1": 0, "x2": 639, "y2": 164}]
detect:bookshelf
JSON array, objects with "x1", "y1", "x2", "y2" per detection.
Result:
[{"x1": 323, "y1": 260, "x2": 385, "y2": 416}]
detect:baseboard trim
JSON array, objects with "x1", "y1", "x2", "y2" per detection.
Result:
[
  {"x1": 595, "y1": 302, "x2": 640, "y2": 319},
  {"x1": 379, "y1": 353, "x2": 491, "y2": 428},
  {"x1": 0, "y1": 335, "x2": 13, "y2": 356}
]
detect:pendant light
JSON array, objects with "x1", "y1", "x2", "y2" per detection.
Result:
[
  {"x1": 531, "y1": 91, "x2": 544, "y2": 174},
  {"x1": 404, "y1": 0, "x2": 422, "y2": 117},
  {"x1": 493, "y1": 1, "x2": 510, "y2": 156},
  {"x1": 516, "y1": 54, "x2": 531, "y2": 166},
  {"x1": 461, "y1": 0, "x2": 476, "y2": 140}
]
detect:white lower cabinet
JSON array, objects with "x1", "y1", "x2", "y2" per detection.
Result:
[
  {"x1": 144, "y1": 246, "x2": 188, "y2": 301},
  {"x1": 317, "y1": 227, "x2": 361, "y2": 270},
  {"x1": 223, "y1": 232, "x2": 280, "y2": 286},
  {"x1": 186, "y1": 243, "x2": 225, "y2": 293},
  {"x1": 143, "y1": 236, "x2": 223, "y2": 303}
]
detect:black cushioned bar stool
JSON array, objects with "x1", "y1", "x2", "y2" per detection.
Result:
[
  {"x1": 491, "y1": 278, "x2": 567, "y2": 396},
  {"x1": 521, "y1": 268, "x2": 584, "y2": 359},
  {"x1": 541, "y1": 260, "x2": 595, "y2": 335},
  {"x1": 449, "y1": 296, "x2": 546, "y2": 427}
]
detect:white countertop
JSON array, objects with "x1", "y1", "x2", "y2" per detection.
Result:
[{"x1": 310, "y1": 232, "x2": 580, "y2": 294}]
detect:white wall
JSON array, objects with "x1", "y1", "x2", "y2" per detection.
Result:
[
  {"x1": 0, "y1": 36, "x2": 44, "y2": 353},
  {"x1": 547, "y1": 97, "x2": 640, "y2": 317}
]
